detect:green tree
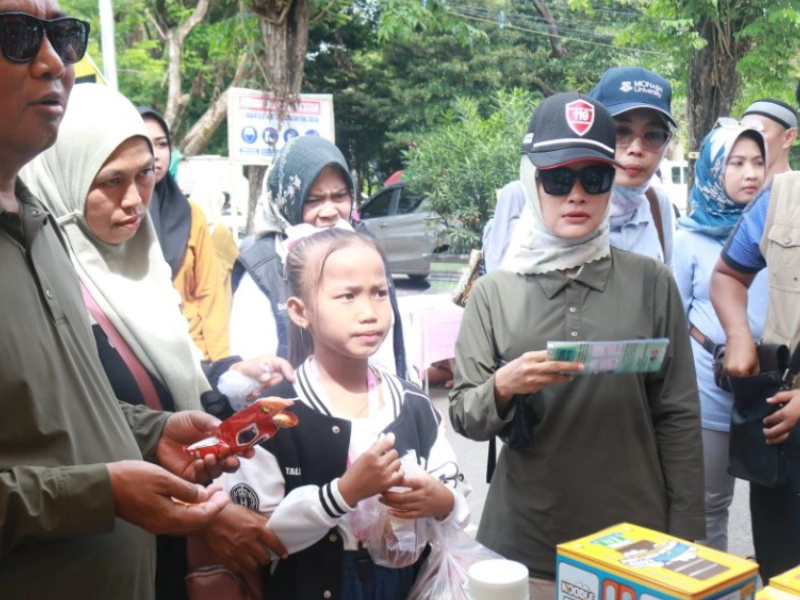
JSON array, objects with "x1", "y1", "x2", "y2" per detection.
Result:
[
  {"x1": 403, "y1": 89, "x2": 535, "y2": 252},
  {"x1": 618, "y1": 0, "x2": 800, "y2": 180}
]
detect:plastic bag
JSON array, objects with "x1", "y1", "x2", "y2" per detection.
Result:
[
  {"x1": 346, "y1": 451, "x2": 427, "y2": 568},
  {"x1": 406, "y1": 520, "x2": 503, "y2": 600}
]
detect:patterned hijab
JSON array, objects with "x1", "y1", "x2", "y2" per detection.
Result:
[
  {"x1": 678, "y1": 126, "x2": 766, "y2": 239},
  {"x1": 254, "y1": 136, "x2": 355, "y2": 236},
  {"x1": 501, "y1": 158, "x2": 611, "y2": 274}
]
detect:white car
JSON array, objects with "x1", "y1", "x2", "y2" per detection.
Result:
[{"x1": 358, "y1": 184, "x2": 448, "y2": 281}]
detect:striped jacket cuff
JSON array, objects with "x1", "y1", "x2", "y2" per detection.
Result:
[{"x1": 318, "y1": 478, "x2": 354, "y2": 519}]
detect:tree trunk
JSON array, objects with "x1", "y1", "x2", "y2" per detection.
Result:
[
  {"x1": 244, "y1": 0, "x2": 313, "y2": 233},
  {"x1": 246, "y1": 166, "x2": 268, "y2": 235},
  {"x1": 148, "y1": 0, "x2": 210, "y2": 131},
  {"x1": 530, "y1": 0, "x2": 566, "y2": 59},
  {"x1": 179, "y1": 53, "x2": 252, "y2": 155},
  {"x1": 685, "y1": 16, "x2": 744, "y2": 191}
]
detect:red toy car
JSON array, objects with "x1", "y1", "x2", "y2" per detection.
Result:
[{"x1": 184, "y1": 397, "x2": 300, "y2": 459}]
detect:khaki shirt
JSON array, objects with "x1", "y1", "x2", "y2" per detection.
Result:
[
  {"x1": 759, "y1": 171, "x2": 800, "y2": 351},
  {"x1": 0, "y1": 182, "x2": 169, "y2": 598},
  {"x1": 449, "y1": 249, "x2": 704, "y2": 579}
]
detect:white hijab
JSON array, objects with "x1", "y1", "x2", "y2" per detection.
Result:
[
  {"x1": 20, "y1": 84, "x2": 207, "y2": 411},
  {"x1": 500, "y1": 157, "x2": 611, "y2": 274}
]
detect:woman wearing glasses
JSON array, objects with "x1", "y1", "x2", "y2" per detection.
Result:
[
  {"x1": 589, "y1": 67, "x2": 678, "y2": 264},
  {"x1": 672, "y1": 122, "x2": 768, "y2": 552},
  {"x1": 450, "y1": 92, "x2": 703, "y2": 600},
  {"x1": 230, "y1": 135, "x2": 407, "y2": 379}
]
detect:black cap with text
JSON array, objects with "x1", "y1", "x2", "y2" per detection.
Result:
[{"x1": 521, "y1": 91, "x2": 621, "y2": 170}]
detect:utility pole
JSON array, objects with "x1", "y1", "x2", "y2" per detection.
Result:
[{"x1": 98, "y1": 0, "x2": 118, "y2": 91}]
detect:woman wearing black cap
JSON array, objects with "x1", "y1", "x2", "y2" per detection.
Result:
[
  {"x1": 449, "y1": 92, "x2": 703, "y2": 598},
  {"x1": 139, "y1": 107, "x2": 232, "y2": 362}
]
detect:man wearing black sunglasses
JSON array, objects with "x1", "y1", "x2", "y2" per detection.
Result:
[
  {"x1": 589, "y1": 66, "x2": 678, "y2": 265},
  {"x1": 0, "y1": 2, "x2": 240, "y2": 597}
]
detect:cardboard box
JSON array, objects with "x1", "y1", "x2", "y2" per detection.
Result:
[
  {"x1": 557, "y1": 523, "x2": 758, "y2": 600},
  {"x1": 771, "y1": 566, "x2": 800, "y2": 596},
  {"x1": 757, "y1": 587, "x2": 800, "y2": 600}
]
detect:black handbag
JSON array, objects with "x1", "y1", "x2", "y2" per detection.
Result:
[
  {"x1": 725, "y1": 343, "x2": 800, "y2": 490},
  {"x1": 486, "y1": 393, "x2": 543, "y2": 483}
]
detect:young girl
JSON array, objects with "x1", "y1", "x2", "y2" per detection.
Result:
[{"x1": 216, "y1": 228, "x2": 469, "y2": 599}]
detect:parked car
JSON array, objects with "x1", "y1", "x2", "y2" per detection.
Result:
[{"x1": 358, "y1": 183, "x2": 447, "y2": 280}]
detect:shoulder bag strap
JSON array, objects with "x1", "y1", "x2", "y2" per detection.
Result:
[
  {"x1": 787, "y1": 344, "x2": 800, "y2": 384},
  {"x1": 79, "y1": 280, "x2": 164, "y2": 412},
  {"x1": 645, "y1": 188, "x2": 665, "y2": 256}
]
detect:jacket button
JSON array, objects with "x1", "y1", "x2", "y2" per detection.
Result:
[
  {"x1": 786, "y1": 237, "x2": 793, "y2": 245},
  {"x1": 570, "y1": 331, "x2": 578, "y2": 337},
  {"x1": 568, "y1": 307, "x2": 577, "y2": 313},
  {"x1": 332, "y1": 426, "x2": 340, "y2": 434},
  {"x1": 329, "y1": 533, "x2": 338, "y2": 542},
  {"x1": 32, "y1": 209, "x2": 41, "y2": 216},
  {"x1": 45, "y1": 289, "x2": 54, "y2": 299},
  {"x1": 323, "y1": 592, "x2": 332, "y2": 598}
]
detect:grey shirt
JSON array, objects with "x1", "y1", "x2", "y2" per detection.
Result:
[
  {"x1": 449, "y1": 248, "x2": 704, "y2": 579},
  {"x1": 0, "y1": 182, "x2": 168, "y2": 598}
]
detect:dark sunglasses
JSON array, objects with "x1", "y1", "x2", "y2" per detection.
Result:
[
  {"x1": 537, "y1": 164, "x2": 616, "y2": 196},
  {"x1": 615, "y1": 125, "x2": 671, "y2": 152},
  {"x1": 0, "y1": 12, "x2": 90, "y2": 65}
]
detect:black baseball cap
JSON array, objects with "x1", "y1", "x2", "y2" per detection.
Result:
[
  {"x1": 589, "y1": 67, "x2": 678, "y2": 129},
  {"x1": 521, "y1": 92, "x2": 621, "y2": 169}
]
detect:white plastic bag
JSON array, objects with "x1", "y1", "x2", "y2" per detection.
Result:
[
  {"x1": 346, "y1": 451, "x2": 427, "y2": 568},
  {"x1": 406, "y1": 520, "x2": 503, "y2": 600}
]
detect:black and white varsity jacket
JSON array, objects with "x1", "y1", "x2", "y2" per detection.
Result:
[{"x1": 222, "y1": 361, "x2": 470, "y2": 600}]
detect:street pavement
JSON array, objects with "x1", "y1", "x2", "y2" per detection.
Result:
[{"x1": 427, "y1": 386, "x2": 755, "y2": 559}]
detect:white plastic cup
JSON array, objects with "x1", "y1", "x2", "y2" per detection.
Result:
[{"x1": 467, "y1": 559, "x2": 530, "y2": 600}]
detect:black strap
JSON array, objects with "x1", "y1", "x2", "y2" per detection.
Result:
[
  {"x1": 645, "y1": 187, "x2": 665, "y2": 256},
  {"x1": 786, "y1": 343, "x2": 800, "y2": 384},
  {"x1": 689, "y1": 323, "x2": 718, "y2": 355},
  {"x1": 486, "y1": 437, "x2": 497, "y2": 484}
]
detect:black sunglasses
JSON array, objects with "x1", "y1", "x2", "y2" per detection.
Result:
[
  {"x1": 0, "y1": 12, "x2": 90, "y2": 65},
  {"x1": 537, "y1": 164, "x2": 616, "y2": 196},
  {"x1": 615, "y1": 125, "x2": 671, "y2": 152}
]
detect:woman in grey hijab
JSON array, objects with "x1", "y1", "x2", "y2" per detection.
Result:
[{"x1": 230, "y1": 135, "x2": 407, "y2": 378}]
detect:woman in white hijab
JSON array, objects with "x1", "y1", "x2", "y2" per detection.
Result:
[
  {"x1": 449, "y1": 92, "x2": 704, "y2": 600},
  {"x1": 21, "y1": 84, "x2": 289, "y2": 600}
]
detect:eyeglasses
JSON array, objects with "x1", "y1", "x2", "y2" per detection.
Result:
[
  {"x1": 716, "y1": 116, "x2": 765, "y2": 132},
  {"x1": 615, "y1": 125, "x2": 672, "y2": 152},
  {"x1": 0, "y1": 12, "x2": 90, "y2": 65},
  {"x1": 537, "y1": 164, "x2": 616, "y2": 196}
]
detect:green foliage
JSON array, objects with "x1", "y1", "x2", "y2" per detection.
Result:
[
  {"x1": 618, "y1": 0, "x2": 800, "y2": 109},
  {"x1": 402, "y1": 89, "x2": 535, "y2": 252},
  {"x1": 376, "y1": 0, "x2": 484, "y2": 45}
]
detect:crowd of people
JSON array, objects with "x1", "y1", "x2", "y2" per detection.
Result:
[{"x1": 2, "y1": 1, "x2": 800, "y2": 599}]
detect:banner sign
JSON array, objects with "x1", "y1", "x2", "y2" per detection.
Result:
[{"x1": 227, "y1": 88, "x2": 335, "y2": 165}]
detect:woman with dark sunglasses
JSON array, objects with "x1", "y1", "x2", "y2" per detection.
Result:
[
  {"x1": 589, "y1": 66, "x2": 679, "y2": 265},
  {"x1": 449, "y1": 92, "x2": 703, "y2": 600}
]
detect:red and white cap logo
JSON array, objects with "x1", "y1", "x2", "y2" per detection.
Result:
[{"x1": 565, "y1": 100, "x2": 595, "y2": 136}]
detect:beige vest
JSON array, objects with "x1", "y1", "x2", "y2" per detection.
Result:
[{"x1": 759, "y1": 171, "x2": 800, "y2": 351}]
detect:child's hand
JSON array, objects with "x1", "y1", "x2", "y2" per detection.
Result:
[
  {"x1": 379, "y1": 471, "x2": 454, "y2": 520},
  {"x1": 338, "y1": 433, "x2": 403, "y2": 507}
]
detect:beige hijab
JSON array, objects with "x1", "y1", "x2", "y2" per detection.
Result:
[
  {"x1": 501, "y1": 158, "x2": 611, "y2": 274},
  {"x1": 20, "y1": 84, "x2": 207, "y2": 411}
]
